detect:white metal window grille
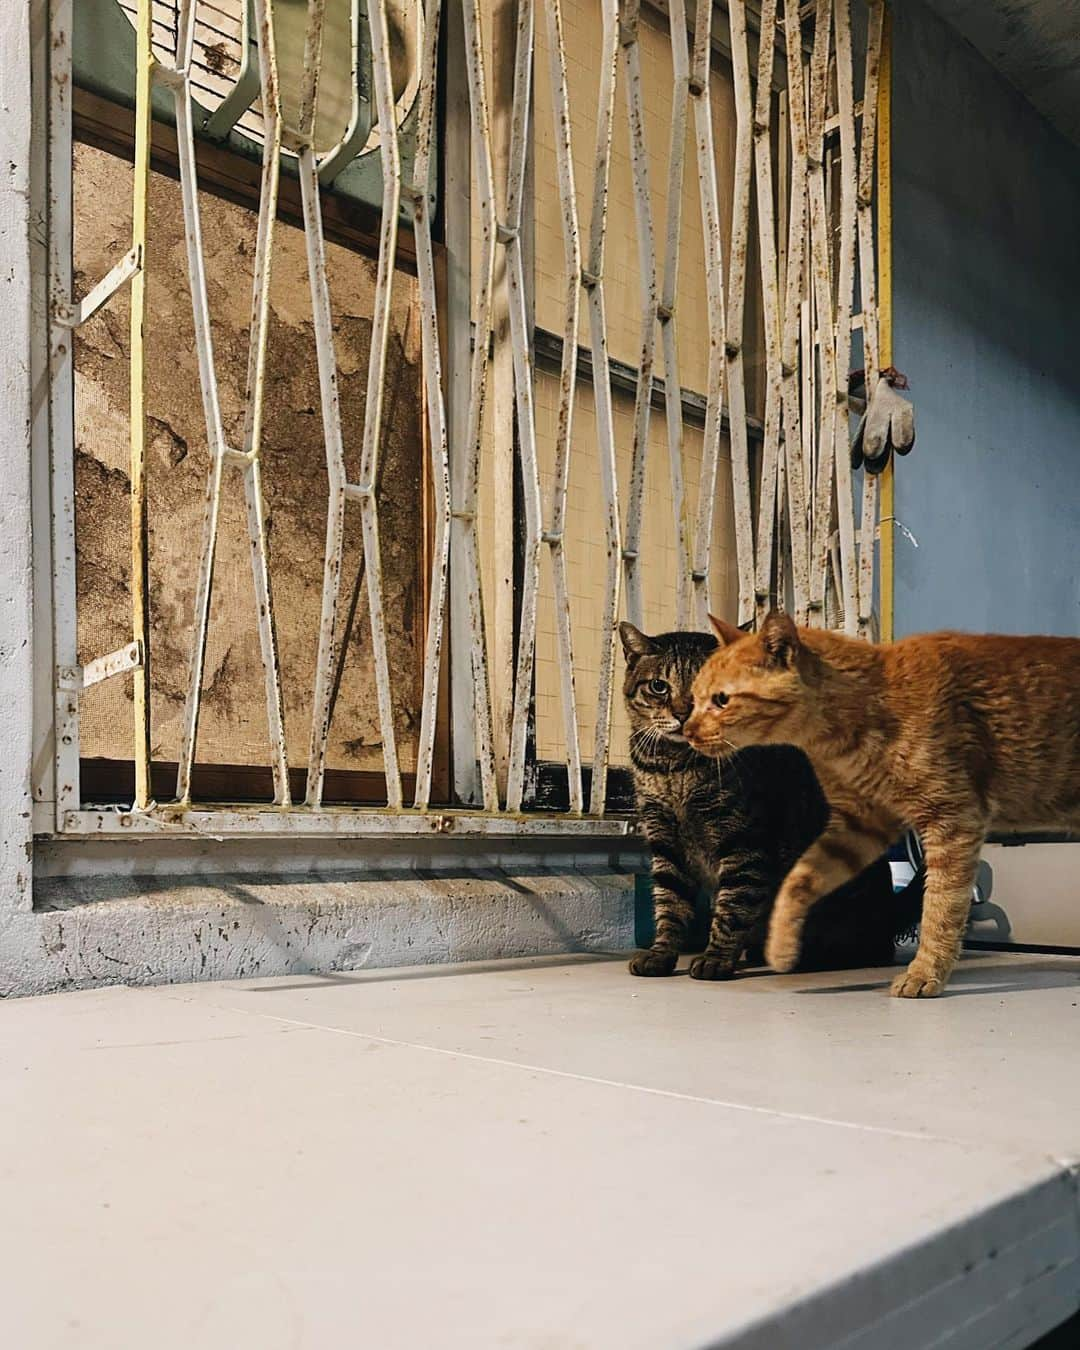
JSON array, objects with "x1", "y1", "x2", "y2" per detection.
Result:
[{"x1": 37, "y1": 0, "x2": 889, "y2": 837}]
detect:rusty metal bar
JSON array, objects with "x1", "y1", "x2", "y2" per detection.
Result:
[
  {"x1": 504, "y1": 0, "x2": 541, "y2": 814},
  {"x1": 541, "y1": 0, "x2": 584, "y2": 812},
  {"x1": 129, "y1": 0, "x2": 154, "y2": 809},
  {"x1": 301, "y1": 0, "x2": 403, "y2": 810},
  {"x1": 63, "y1": 806, "x2": 634, "y2": 839},
  {"x1": 297, "y1": 0, "x2": 328, "y2": 139},
  {"x1": 618, "y1": 0, "x2": 657, "y2": 630},
  {"x1": 857, "y1": 0, "x2": 885, "y2": 633},
  {"x1": 318, "y1": 0, "x2": 375, "y2": 183},
  {"x1": 688, "y1": 0, "x2": 727, "y2": 630},
  {"x1": 412, "y1": 0, "x2": 451, "y2": 810},
  {"x1": 725, "y1": 0, "x2": 756, "y2": 627},
  {"x1": 47, "y1": 0, "x2": 80, "y2": 826},
  {"x1": 169, "y1": 0, "x2": 231, "y2": 804},
  {"x1": 752, "y1": 0, "x2": 782, "y2": 626},
  {"x1": 489, "y1": 0, "x2": 518, "y2": 800},
  {"x1": 778, "y1": 0, "x2": 810, "y2": 623},
  {"x1": 241, "y1": 0, "x2": 291, "y2": 805},
  {"x1": 585, "y1": 0, "x2": 622, "y2": 815},
  {"x1": 176, "y1": 0, "x2": 289, "y2": 807},
  {"x1": 300, "y1": 0, "x2": 350, "y2": 808},
  {"x1": 659, "y1": 0, "x2": 692, "y2": 629},
  {"x1": 353, "y1": 0, "x2": 404, "y2": 807},
  {"x1": 831, "y1": 0, "x2": 860, "y2": 634},
  {"x1": 81, "y1": 641, "x2": 143, "y2": 690},
  {"x1": 203, "y1": 0, "x2": 260, "y2": 141},
  {"x1": 459, "y1": 0, "x2": 500, "y2": 811},
  {"x1": 443, "y1": 0, "x2": 479, "y2": 805},
  {"x1": 806, "y1": 0, "x2": 839, "y2": 628},
  {"x1": 54, "y1": 246, "x2": 141, "y2": 329}
]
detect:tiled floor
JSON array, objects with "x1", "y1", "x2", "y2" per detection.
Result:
[{"x1": 3, "y1": 950, "x2": 1080, "y2": 1348}]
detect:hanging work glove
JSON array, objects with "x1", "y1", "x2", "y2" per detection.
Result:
[
  {"x1": 850, "y1": 368, "x2": 915, "y2": 473},
  {"x1": 848, "y1": 369, "x2": 868, "y2": 471}
]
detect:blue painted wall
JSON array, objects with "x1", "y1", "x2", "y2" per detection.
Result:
[{"x1": 890, "y1": 0, "x2": 1080, "y2": 637}]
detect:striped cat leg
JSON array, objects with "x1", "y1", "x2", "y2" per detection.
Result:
[
  {"x1": 891, "y1": 826, "x2": 984, "y2": 999},
  {"x1": 764, "y1": 825, "x2": 887, "y2": 974},
  {"x1": 630, "y1": 813, "x2": 697, "y2": 976},
  {"x1": 690, "y1": 858, "x2": 774, "y2": 981}
]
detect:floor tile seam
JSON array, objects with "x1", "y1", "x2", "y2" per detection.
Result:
[{"x1": 159, "y1": 990, "x2": 1062, "y2": 1157}]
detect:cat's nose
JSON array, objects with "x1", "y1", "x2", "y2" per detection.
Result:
[{"x1": 673, "y1": 699, "x2": 692, "y2": 724}]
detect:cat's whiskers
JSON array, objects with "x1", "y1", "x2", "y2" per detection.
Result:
[
  {"x1": 631, "y1": 723, "x2": 666, "y2": 759},
  {"x1": 634, "y1": 719, "x2": 683, "y2": 750}
]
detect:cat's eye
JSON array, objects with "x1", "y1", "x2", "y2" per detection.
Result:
[
  {"x1": 647, "y1": 678, "x2": 669, "y2": 697},
  {"x1": 711, "y1": 692, "x2": 729, "y2": 708}
]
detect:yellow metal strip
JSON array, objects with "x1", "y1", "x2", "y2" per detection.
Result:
[
  {"x1": 130, "y1": 0, "x2": 153, "y2": 807},
  {"x1": 877, "y1": 5, "x2": 894, "y2": 640}
]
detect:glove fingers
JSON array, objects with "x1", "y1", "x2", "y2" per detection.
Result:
[
  {"x1": 850, "y1": 413, "x2": 866, "y2": 470},
  {"x1": 891, "y1": 401, "x2": 915, "y2": 449},
  {"x1": 863, "y1": 384, "x2": 891, "y2": 457},
  {"x1": 864, "y1": 445, "x2": 891, "y2": 475},
  {"x1": 863, "y1": 415, "x2": 887, "y2": 458}
]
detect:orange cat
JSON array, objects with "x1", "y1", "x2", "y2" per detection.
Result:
[{"x1": 684, "y1": 613, "x2": 1080, "y2": 997}]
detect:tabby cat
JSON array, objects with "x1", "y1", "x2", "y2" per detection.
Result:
[
  {"x1": 620, "y1": 624, "x2": 922, "y2": 979},
  {"x1": 686, "y1": 613, "x2": 1080, "y2": 997}
]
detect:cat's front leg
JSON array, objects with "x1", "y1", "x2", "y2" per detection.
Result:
[
  {"x1": 630, "y1": 810, "x2": 697, "y2": 977},
  {"x1": 891, "y1": 826, "x2": 983, "y2": 998},
  {"x1": 765, "y1": 825, "x2": 886, "y2": 973},
  {"x1": 690, "y1": 859, "x2": 775, "y2": 981}
]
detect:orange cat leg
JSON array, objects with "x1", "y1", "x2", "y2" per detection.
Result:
[
  {"x1": 892, "y1": 827, "x2": 984, "y2": 998},
  {"x1": 765, "y1": 826, "x2": 887, "y2": 974}
]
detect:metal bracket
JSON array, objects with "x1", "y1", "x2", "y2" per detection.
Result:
[
  {"x1": 54, "y1": 246, "x2": 142, "y2": 328},
  {"x1": 58, "y1": 641, "x2": 144, "y2": 695}
]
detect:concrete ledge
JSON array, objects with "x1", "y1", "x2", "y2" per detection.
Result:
[{"x1": 0, "y1": 868, "x2": 636, "y2": 997}]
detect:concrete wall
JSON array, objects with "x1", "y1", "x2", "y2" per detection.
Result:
[{"x1": 891, "y1": 0, "x2": 1080, "y2": 637}]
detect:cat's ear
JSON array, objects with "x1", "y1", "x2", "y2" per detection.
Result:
[
  {"x1": 618, "y1": 622, "x2": 658, "y2": 662},
  {"x1": 760, "y1": 611, "x2": 801, "y2": 668},
  {"x1": 708, "y1": 614, "x2": 746, "y2": 647}
]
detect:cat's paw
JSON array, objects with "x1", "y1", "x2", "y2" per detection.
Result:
[
  {"x1": 764, "y1": 930, "x2": 801, "y2": 974},
  {"x1": 629, "y1": 949, "x2": 678, "y2": 977},
  {"x1": 688, "y1": 954, "x2": 736, "y2": 981},
  {"x1": 890, "y1": 963, "x2": 947, "y2": 999}
]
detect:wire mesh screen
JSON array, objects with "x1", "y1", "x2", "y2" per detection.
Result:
[{"x1": 44, "y1": 0, "x2": 887, "y2": 833}]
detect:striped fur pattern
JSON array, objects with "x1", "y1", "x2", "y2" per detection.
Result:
[{"x1": 620, "y1": 625, "x2": 921, "y2": 980}]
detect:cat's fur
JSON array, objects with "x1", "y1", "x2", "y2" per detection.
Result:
[
  {"x1": 620, "y1": 624, "x2": 923, "y2": 979},
  {"x1": 686, "y1": 612, "x2": 1080, "y2": 997}
]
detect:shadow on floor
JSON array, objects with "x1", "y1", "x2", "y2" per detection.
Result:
[
  {"x1": 230, "y1": 951, "x2": 628, "y2": 994},
  {"x1": 1033, "y1": 1309, "x2": 1080, "y2": 1347},
  {"x1": 795, "y1": 955, "x2": 1080, "y2": 999}
]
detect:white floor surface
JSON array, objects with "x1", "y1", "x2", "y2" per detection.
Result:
[{"x1": 3, "y1": 950, "x2": 1080, "y2": 1349}]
